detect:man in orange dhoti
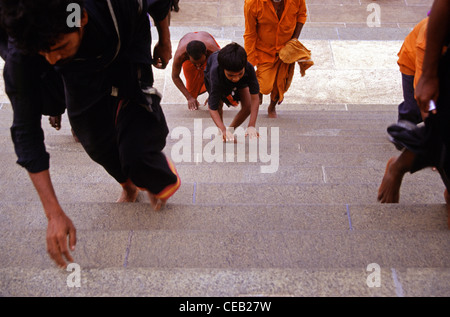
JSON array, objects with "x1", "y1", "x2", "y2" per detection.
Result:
[
  {"x1": 244, "y1": 0, "x2": 307, "y2": 118},
  {"x1": 172, "y1": 31, "x2": 220, "y2": 110}
]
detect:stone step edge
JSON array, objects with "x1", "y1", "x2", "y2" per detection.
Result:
[
  {"x1": 0, "y1": 102, "x2": 399, "y2": 111},
  {"x1": 1, "y1": 267, "x2": 449, "y2": 297}
]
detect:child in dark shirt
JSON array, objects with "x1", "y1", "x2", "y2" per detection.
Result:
[{"x1": 204, "y1": 42, "x2": 260, "y2": 142}]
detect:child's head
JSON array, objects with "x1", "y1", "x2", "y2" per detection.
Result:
[{"x1": 218, "y1": 42, "x2": 247, "y2": 83}]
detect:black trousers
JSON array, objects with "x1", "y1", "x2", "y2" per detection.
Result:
[
  {"x1": 68, "y1": 93, "x2": 178, "y2": 195},
  {"x1": 409, "y1": 51, "x2": 450, "y2": 190},
  {"x1": 398, "y1": 73, "x2": 422, "y2": 124}
]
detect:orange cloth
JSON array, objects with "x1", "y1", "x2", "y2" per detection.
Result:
[
  {"x1": 182, "y1": 60, "x2": 207, "y2": 98},
  {"x1": 397, "y1": 17, "x2": 428, "y2": 88},
  {"x1": 155, "y1": 158, "x2": 181, "y2": 200},
  {"x1": 256, "y1": 58, "x2": 295, "y2": 103},
  {"x1": 244, "y1": 0, "x2": 307, "y2": 66},
  {"x1": 279, "y1": 38, "x2": 314, "y2": 76}
]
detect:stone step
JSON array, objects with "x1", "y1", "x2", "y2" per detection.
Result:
[
  {"x1": 4, "y1": 147, "x2": 435, "y2": 185},
  {"x1": 0, "y1": 179, "x2": 445, "y2": 205},
  {"x1": 162, "y1": 112, "x2": 400, "y2": 129},
  {"x1": 1, "y1": 218, "x2": 449, "y2": 270},
  {"x1": 2, "y1": 104, "x2": 448, "y2": 297},
  {"x1": 0, "y1": 122, "x2": 400, "y2": 143},
  {"x1": 0, "y1": 145, "x2": 399, "y2": 169},
  {"x1": 2, "y1": 266, "x2": 448, "y2": 297},
  {"x1": 0, "y1": 134, "x2": 399, "y2": 160},
  {"x1": 1, "y1": 202, "x2": 447, "y2": 233}
]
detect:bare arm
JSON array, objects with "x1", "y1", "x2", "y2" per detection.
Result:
[
  {"x1": 292, "y1": 22, "x2": 304, "y2": 39},
  {"x1": 153, "y1": 14, "x2": 172, "y2": 69},
  {"x1": 247, "y1": 93, "x2": 260, "y2": 128},
  {"x1": 415, "y1": 0, "x2": 450, "y2": 112},
  {"x1": 29, "y1": 170, "x2": 76, "y2": 268},
  {"x1": 209, "y1": 108, "x2": 227, "y2": 134},
  {"x1": 171, "y1": 53, "x2": 199, "y2": 110},
  {"x1": 209, "y1": 107, "x2": 234, "y2": 142}
]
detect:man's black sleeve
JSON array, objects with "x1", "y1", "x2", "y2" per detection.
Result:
[{"x1": 4, "y1": 49, "x2": 50, "y2": 173}]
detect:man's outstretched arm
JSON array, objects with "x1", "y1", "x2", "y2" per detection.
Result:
[
  {"x1": 29, "y1": 170, "x2": 76, "y2": 268},
  {"x1": 3, "y1": 49, "x2": 77, "y2": 268}
]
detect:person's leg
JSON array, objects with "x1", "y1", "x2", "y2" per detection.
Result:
[
  {"x1": 68, "y1": 96, "x2": 137, "y2": 202},
  {"x1": 398, "y1": 73, "x2": 422, "y2": 124},
  {"x1": 116, "y1": 93, "x2": 180, "y2": 210},
  {"x1": 268, "y1": 62, "x2": 295, "y2": 118},
  {"x1": 436, "y1": 53, "x2": 450, "y2": 228},
  {"x1": 267, "y1": 62, "x2": 284, "y2": 119},
  {"x1": 229, "y1": 88, "x2": 251, "y2": 128},
  {"x1": 378, "y1": 149, "x2": 416, "y2": 203},
  {"x1": 256, "y1": 62, "x2": 277, "y2": 117},
  {"x1": 117, "y1": 178, "x2": 139, "y2": 203},
  {"x1": 267, "y1": 92, "x2": 279, "y2": 118},
  {"x1": 267, "y1": 60, "x2": 295, "y2": 119},
  {"x1": 183, "y1": 60, "x2": 206, "y2": 99}
]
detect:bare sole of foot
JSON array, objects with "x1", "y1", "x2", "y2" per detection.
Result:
[{"x1": 378, "y1": 157, "x2": 401, "y2": 203}]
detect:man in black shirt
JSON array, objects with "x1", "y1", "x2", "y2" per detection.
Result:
[
  {"x1": 0, "y1": 0, "x2": 180, "y2": 267},
  {"x1": 204, "y1": 43, "x2": 260, "y2": 142}
]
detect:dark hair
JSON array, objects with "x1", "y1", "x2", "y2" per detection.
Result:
[
  {"x1": 217, "y1": 42, "x2": 247, "y2": 72},
  {"x1": 186, "y1": 40, "x2": 206, "y2": 60},
  {"x1": 0, "y1": 0, "x2": 85, "y2": 54}
]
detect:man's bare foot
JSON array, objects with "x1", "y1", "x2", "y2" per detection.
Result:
[
  {"x1": 378, "y1": 157, "x2": 403, "y2": 203},
  {"x1": 146, "y1": 191, "x2": 167, "y2": 211},
  {"x1": 144, "y1": 158, "x2": 180, "y2": 211},
  {"x1": 268, "y1": 104, "x2": 277, "y2": 118},
  {"x1": 117, "y1": 180, "x2": 139, "y2": 202},
  {"x1": 444, "y1": 189, "x2": 450, "y2": 229},
  {"x1": 49, "y1": 115, "x2": 62, "y2": 130}
]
